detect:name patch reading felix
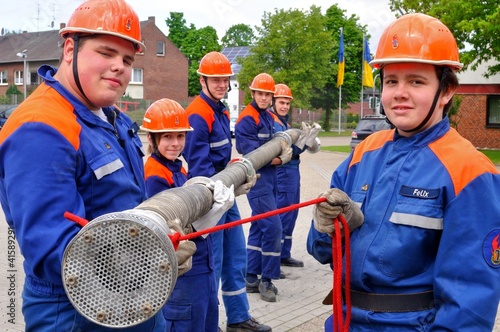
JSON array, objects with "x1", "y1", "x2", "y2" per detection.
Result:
[{"x1": 400, "y1": 185, "x2": 439, "y2": 199}]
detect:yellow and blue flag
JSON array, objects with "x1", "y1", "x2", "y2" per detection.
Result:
[
  {"x1": 336, "y1": 30, "x2": 344, "y2": 88},
  {"x1": 362, "y1": 36, "x2": 374, "y2": 87}
]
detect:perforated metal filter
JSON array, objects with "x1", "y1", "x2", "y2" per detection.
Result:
[{"x1": 62, "y1": 210, "x2": 178, "y2": 328}]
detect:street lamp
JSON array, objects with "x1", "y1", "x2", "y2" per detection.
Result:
[{"x1": 16, "y1": 50, "x2": 27, "y2": 101}]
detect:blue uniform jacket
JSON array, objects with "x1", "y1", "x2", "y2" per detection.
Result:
[
  {"x1": 144, "y1": 153, "x2": 213, "y2": 276},
  {"x1": 235, "y1": 101, "x2": 276, "y2": 197},
  {"x1": 184, "y1": 92, "x2": 232, "y2": 177},
  {"x1": 271, "y1": 110, "x2": 305, "y2": 192},
  {"x1": 0, "y1": 65, "x2": 146, "y2": 295},
  {"x1": 307, "y1": 118, "x2": 500, "y2": 330}
]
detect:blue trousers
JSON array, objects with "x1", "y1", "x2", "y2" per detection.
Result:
[
  {"x1": 22, "y1": 284, "x2": 166, "y2": 332},
  {"x1": 246, "y1": 194, "x2": 282, "y2": 280},
  {"x1": 212, "y1": 203, "x2": 251, "y2": 324},
  {"x1": 276, "y1": 166, "x2": 301, "y2": 259},
  {"x1": 162, "y1": 270, "x2": 218, "y2": 331}
]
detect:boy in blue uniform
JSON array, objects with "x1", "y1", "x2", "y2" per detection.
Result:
[
  {"x1": 184, "y1": 53, "x2": 271, "y2": 331},
  {"x1": 236, "y1": 73, "x2": 292, "y2": 303},
  {"x1": 270, "y1": 84, "x2": 320, "y2": 272},
  {"x1": 0, "y1": 1, "x2": 194, "y2": 330},
  {"x1": 308, "y1": 13, "x2": 500, "y2": 331}
]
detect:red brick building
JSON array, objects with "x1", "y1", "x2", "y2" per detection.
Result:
[
  {"x1": 0, "y1": 17, "x2": 189, "y2": 106},
  {"x1": 455, "y1": 61, "x2": 500, "y2": 149}
]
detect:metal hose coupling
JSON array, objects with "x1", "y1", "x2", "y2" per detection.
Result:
[
  {"x1": 307, "y1": 137, "x2": 321, "y2": 153},
  {"x1": 62, "y1": 209, "x2": 179, "y2": 328},
  {"x1": 229, "y1": 157, "x2": 256, "y2": 178},
  {"x1": 273, "y1": 131, "x2": 293, "y2": 146}
]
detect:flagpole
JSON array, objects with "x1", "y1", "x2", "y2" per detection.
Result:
[
  {"x1": 337, "y1": 27, "x2": 344, "y2": 134},
  {"x1": 338, "y1": 85, "x2": 342, "y2": 134},
  {"x1": 360, "y1": 35, "x2": 365, "y2": 119}
]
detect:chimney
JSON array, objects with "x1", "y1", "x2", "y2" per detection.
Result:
[
  {"x1": 60, "y1": 23, "x2": 66, "y2": 29},
  {"x1": 148, "y1": 16, "x2": 155, "y2": 24}
]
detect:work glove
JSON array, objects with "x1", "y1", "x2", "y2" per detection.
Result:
[
  {"x1": 294, "y1": 122, "x2": 312, "y2": 150},
  {"x1": 305, "y1": 122, "x2": 322, "y2": 147},
  {"x1": 279, "y1": 139, "x2": 293, "y2": 165},
  {"x1": 229, "y1": 157, "x2": 259, "y2": 196},
  {"x1": 164, "y1": 218, "x2": 197, "y2": 276},
  {"x1": 235, "y1": 173, "x2": 261, "y2": 196},
  {"x1": 190, "y1": 180, "x2": 235, "y2": 236},
  {"x1": 166, "y1": 217, "x2": 193, "y2": 236},
  {"x1": 313, "y1": 188, "x2": 364, "y2": 236},
  {"x1": 176, "y1": 240, "x2": 196, "y2": 276}
]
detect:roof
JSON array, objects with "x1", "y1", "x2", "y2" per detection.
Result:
[
  {"x1": 0, "y1": 30, "x2": 63, "y2": 64},
  {"x1": 0, "y1": 18, "x2": 163, "y2": 65},
  {"x1": 221, "y1": 46, "x2": 251, "y2": 75}
]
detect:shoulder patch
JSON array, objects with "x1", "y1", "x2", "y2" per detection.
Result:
[{"x1": 483, "y1": 229, "x2": 500, "y2": 268}]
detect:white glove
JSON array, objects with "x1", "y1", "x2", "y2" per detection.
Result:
[
  {"x1": 176, "y1": 240, "x2": 196, "y2": 276},
  {"x1": 191, "y1": 180, "x2": 235, "y2": 237},
  {"x1": 279, "y1": 139, "x2": 293, "y2": 165},
  {"x1": 305, "y1": 122, "x2": 321, "y2": 147},
  {"x1": 294, "y1": 122, "x2": 311, "y2": 150},
  {"x1": 313, "y1": 188, "x2": 364, "y2": 236}
]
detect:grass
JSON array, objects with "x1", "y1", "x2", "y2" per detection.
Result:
[{"x1": 321, "y1": 145, "x2": 500, "y2": 166}]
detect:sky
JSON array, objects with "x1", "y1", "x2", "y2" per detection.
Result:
[{"x1": 1, "y1": 0, "x2": 397, "y2": 52}]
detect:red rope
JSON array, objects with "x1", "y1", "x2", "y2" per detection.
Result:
[
  {"x1": 64, "y1": 195, "x2": 352, "y2": 330},
  {"x1": 332, "y1": 214, "x2": 351, "y2": 332},
  {"x1": 175, "y1": 196, "x2": 328, "y2": 242}
]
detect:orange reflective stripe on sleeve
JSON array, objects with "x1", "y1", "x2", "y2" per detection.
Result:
[
  {"x1": 0, "y1": 83, "x2": 80, "y2": 150},
  {"x1": 428, "y1": 128, "x2": 498, "y2": 196},
  {"x1": 349, "y1": 129, "x2": 394, "y2": 170}
]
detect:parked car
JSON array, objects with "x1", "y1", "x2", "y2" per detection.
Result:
[
  {"x1": 350, "y1": 115, "x2": 393, "y2": 150},
  {"x1": 230, "y1": 117, "x2": 237, "y2": 138},
  {"x1": 0, "y1": 105, "x2": 18, "y2": 130}
]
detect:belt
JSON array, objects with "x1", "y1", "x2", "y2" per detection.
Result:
[{"x1": 322, "y1": 287, "x2": 435, "y2": 312}]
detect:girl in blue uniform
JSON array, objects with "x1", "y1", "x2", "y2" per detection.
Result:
[
  {"x1": 308, "y1": 13, "x2": 500, "y2": 331},
  {"x1": 142, "y1": 98, "x2": 219, "y2": 332}
]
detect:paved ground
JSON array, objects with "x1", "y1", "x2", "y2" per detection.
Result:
[{"x1": 0, "y1": 136, "x2": 498, "y2": 331}]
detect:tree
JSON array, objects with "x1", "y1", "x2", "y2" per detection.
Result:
[
  {"x1": 183, "y1": 27, "x2": 221, "y2": 96},
  {"x1": 388, "y1": 0, "x2": 500, "y2": 77},
  {"x1": 165, "y1": 13, "x2": 221, "y2": 96},
  {"x1": 311, "y1": 5, "x2": 370, "y2": 131},
  {"x1": 165, "y1": 12, "x2": 195, "y2": 51},
  {"x1": 237, "y1": 6, "x2": 333, "y2": 111},
  {"x1": 222, "y1": 24, "x2": 255, "y2": 47}
]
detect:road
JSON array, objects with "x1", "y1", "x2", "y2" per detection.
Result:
[{"x1": 0, "y1": 136, "x2": 498, "y2": 331}]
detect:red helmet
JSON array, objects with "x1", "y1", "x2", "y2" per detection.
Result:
[
  {"x1": 274, "y1": 84, "x2": 293, "y2": 99},
  {"x1": 140, "y1": 99, "x2": 193, "y2": 133},
  {"x1": 197, "y1": 52, "x2": 233, "y2": 77},
  {"x1": 370, "y1": 13, "x2": 462, "y2": 71},
  {"x1": 59, "y1": 0, "x2": 145, "y2": 53},
  {"x1": 250, "y1": 73, "x2": 275, "y2": 94}
]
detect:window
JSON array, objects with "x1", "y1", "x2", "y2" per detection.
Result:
[
  {"x1": 156, "y1": 41, "x2": 165, "y2": 56},
  {"x1": 130, "y1": 68, "x2": 143, "y2": 84},
  {"x1": 0, "y1": 71, "x2": 7, "y2": 85},
  {"x1": 30, "y1": 71, "x2": 40, "y2": 85},
  {"x1": 14, "y1": 71, "x2": 23, "y2": 85},
  {"x1": 486, "y1": 95, "x2": 500, "y2": 128}
]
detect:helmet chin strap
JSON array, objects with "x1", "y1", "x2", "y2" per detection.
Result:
[
  {"x1": 203, "y1": 76, "x2": 231, "y2": 102},
  {"x1": 380, "y1": 69, "x2": 446, "y2": 133},
  {"x1": 72, "y1": 35, "x2": 98, "y2": 110}
]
